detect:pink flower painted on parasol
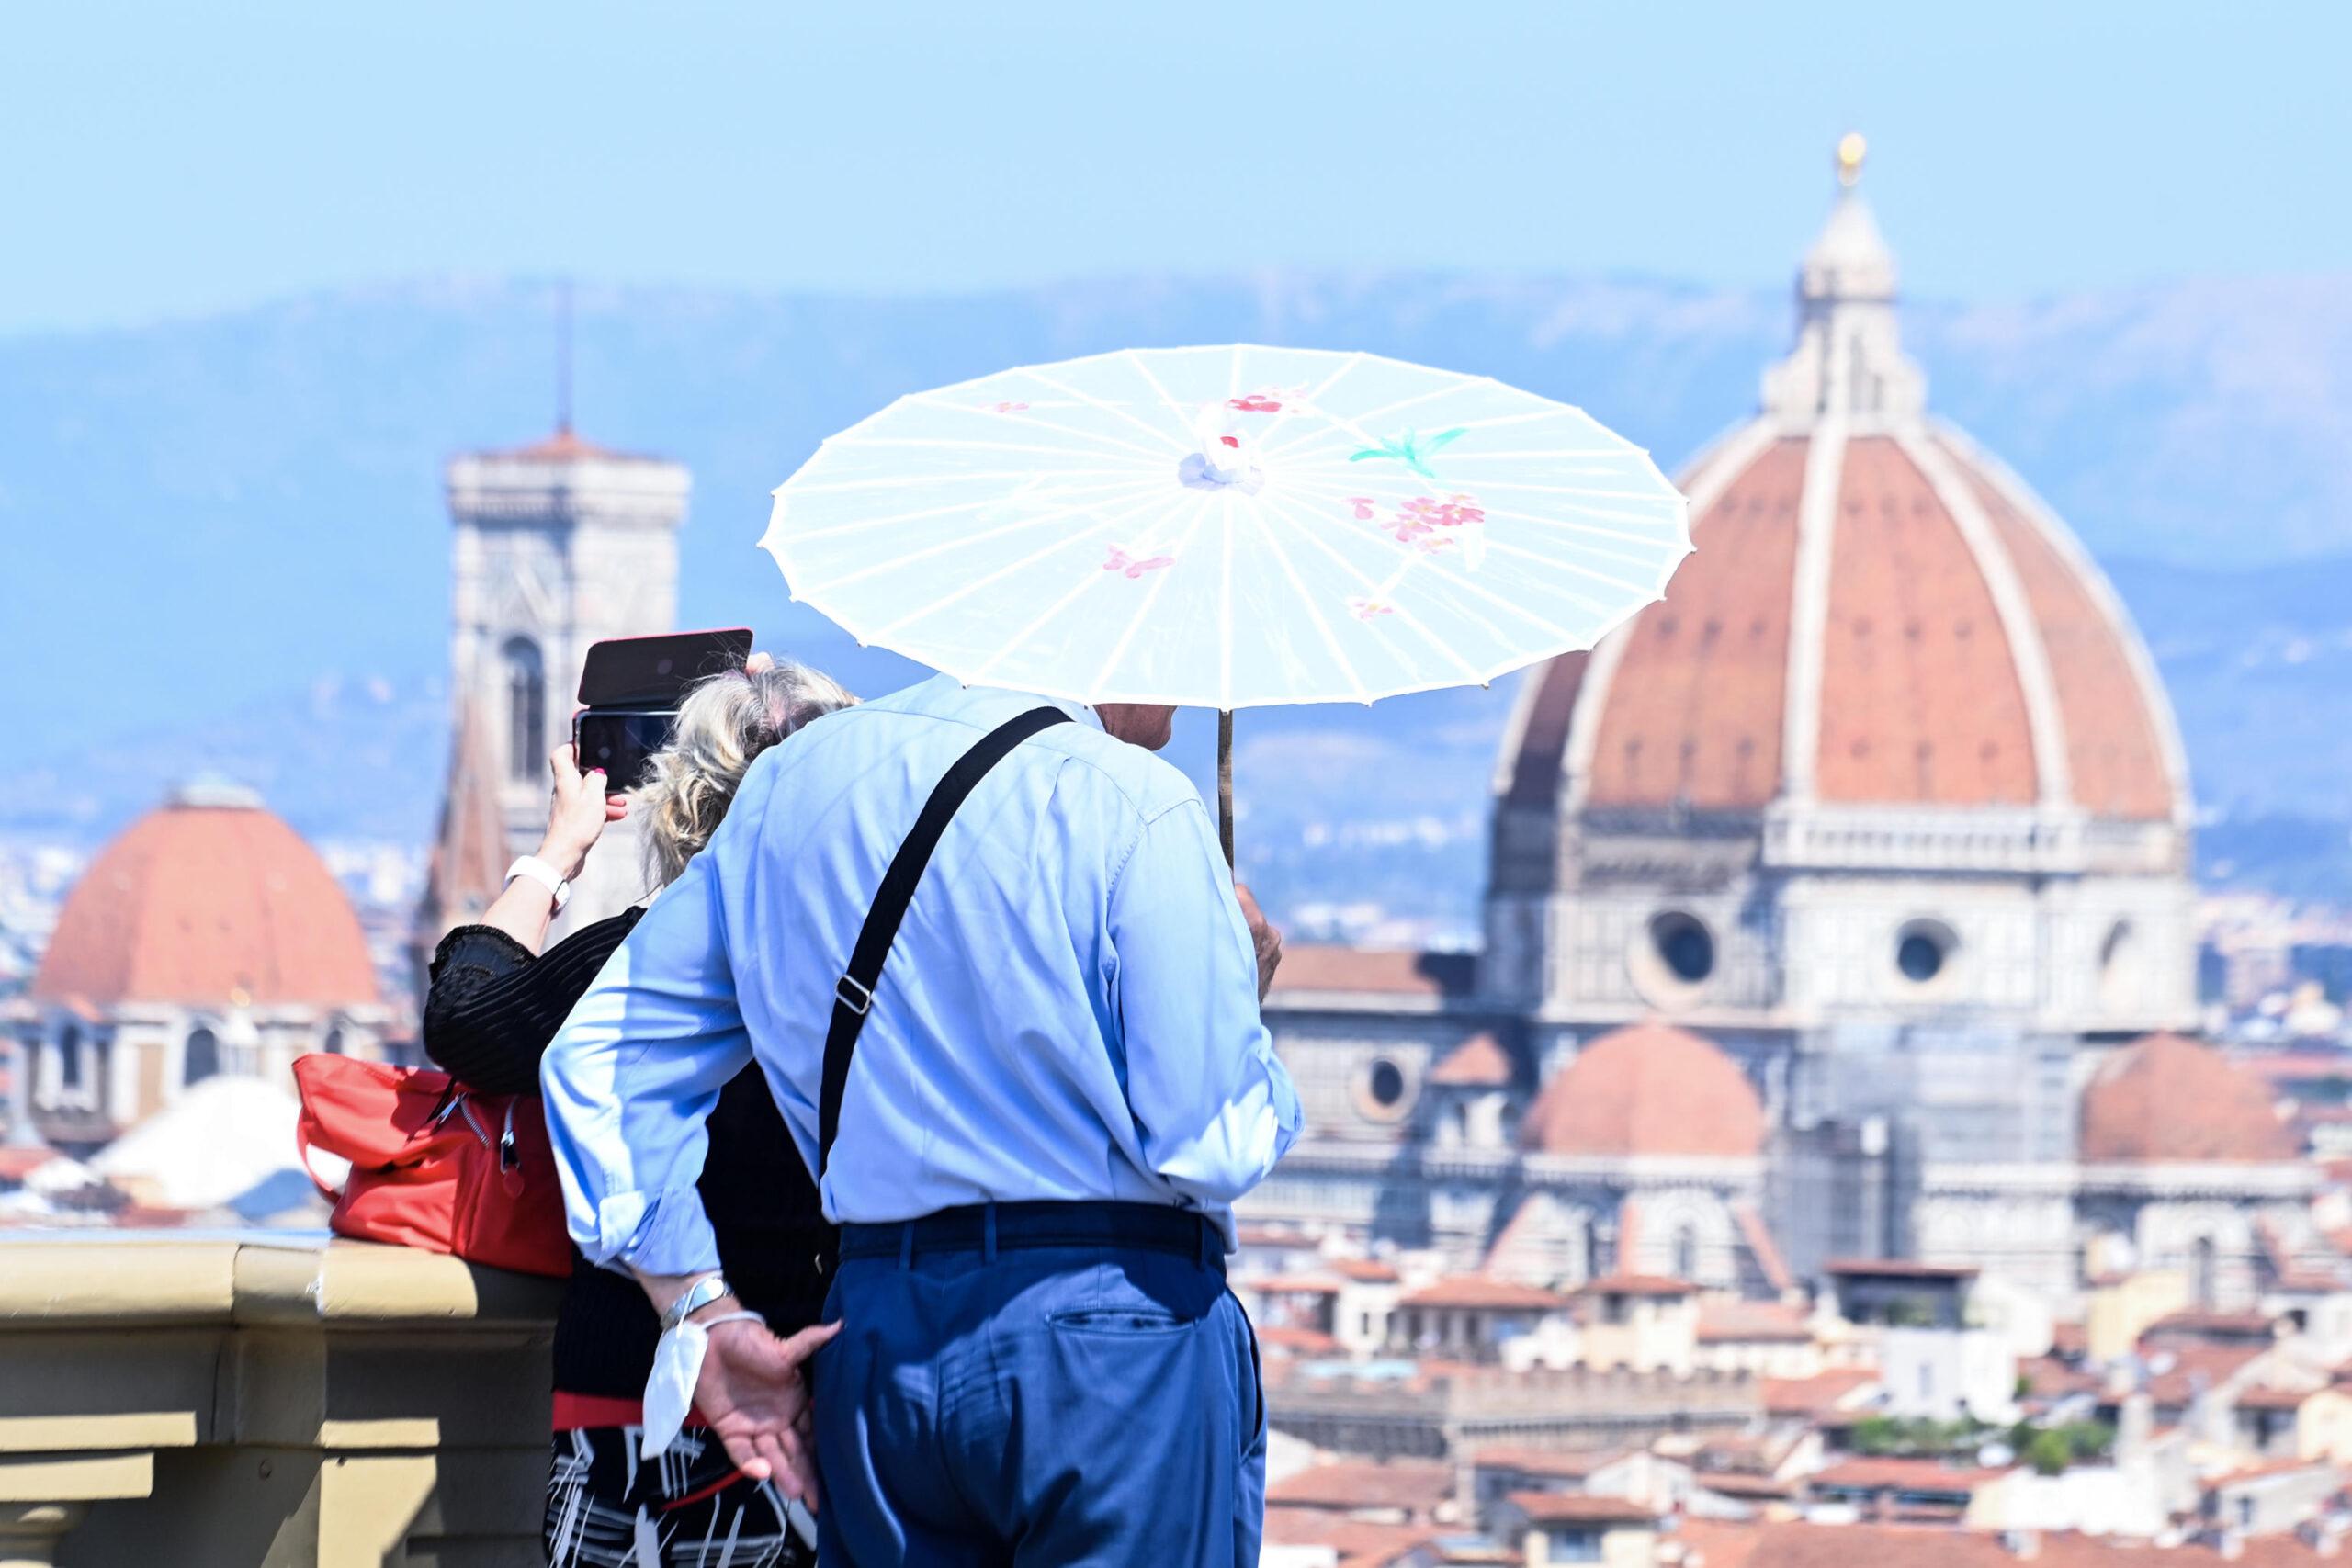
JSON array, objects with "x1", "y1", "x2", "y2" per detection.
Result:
[{"x1": 1103, "y1": 546, "x2": 1175, "y2": 579}]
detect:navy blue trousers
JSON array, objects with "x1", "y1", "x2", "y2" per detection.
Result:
[{"x1": 810, "y1": 1224, "x2": 1264, "y2": 1566}]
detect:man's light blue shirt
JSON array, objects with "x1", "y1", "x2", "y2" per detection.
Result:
[{"x1": 541, "y1": 675, "x2": 1302, "y2": 1277}]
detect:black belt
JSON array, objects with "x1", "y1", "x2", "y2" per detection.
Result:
[{"x1": 838, "y1": 1200, "x2": 1222, "y2": 1270}]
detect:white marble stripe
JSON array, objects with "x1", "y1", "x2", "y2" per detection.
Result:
[
  {"x1": 1779, "y1": 418, "x2": 1850, "y2": 802},
  {"x1": 1898, "y1": 427, "x2": 2074, "y2": 807}
]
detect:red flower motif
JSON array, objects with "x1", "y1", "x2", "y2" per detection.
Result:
[
  {"x1": 1219, "y1": 434, "x2": 1241, "y2": 448},
  {"x1": 1345, "y1": 496, "x2": 1378, "y2": 521},
  {"x1": 1228, "y1": 394, "x2": 1283, "y2": 413}
]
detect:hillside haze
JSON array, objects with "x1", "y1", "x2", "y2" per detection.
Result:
[{"x1": 10, "y1": 270, "x2": 2352, "y2": 918}]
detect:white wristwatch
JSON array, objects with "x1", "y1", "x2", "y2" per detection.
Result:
[{"x1": 505, "y1": 855, "x2": 571, "y2": 911}]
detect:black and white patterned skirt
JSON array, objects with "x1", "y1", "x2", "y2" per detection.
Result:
[{"x1": 543, "y1": 1424, "x2": 817, "y2": 1568}]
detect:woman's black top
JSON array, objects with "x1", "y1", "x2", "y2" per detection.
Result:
[{"x1": 424, "y1": 914, "x2": 833, "y2": 1401}]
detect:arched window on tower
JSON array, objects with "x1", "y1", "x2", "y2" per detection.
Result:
[
  {"x1": 58, "y1": 1024, "x2": 82, "y2": 1091},
  {"x1": 503, "y1": 637, "x2": 547, "y2": 782},
  {"x1": 185, "y1": 1027, "x2": 220, "y2": 1088}
]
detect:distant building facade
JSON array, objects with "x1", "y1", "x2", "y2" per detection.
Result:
[
  {"x1": 6, "y1": 782, "x2": 387, "y2": 1152},
  {"x1": 412, "y1": 426, "x2": 690, "y2": 974},
  {"x1": 1242, "y1": 147, "x2": 2316, "y2": 1308}
]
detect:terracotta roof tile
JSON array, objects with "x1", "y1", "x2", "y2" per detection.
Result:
[
  {"x1": 1760, "y1": 1367, "x2": 1880, "y2": 1417},
  {"x1": 1734, "y1": 1201, "x2": 1795, "y2": 1294},
  {"x1": 1267, "y1": 946, "x2": 1476, "y2": 999},
  {"x1": 1497, "y1": 426, "x2": 2183, "y2": 826},
  {"x1": 1579, "y1": 1274, "x2": 1699, "y2": 1298},
  {"x1": 2081, "y1": 1033, "x2": 2298, "y2": 1163},
  {"x1": 1816, "y1": 438, "x2": 2037, "y2": 804},
  {"x1": 1428, "y1": 1032, "x2": 1515, "y2": 1087},
  {"x1": 1810, "y1": 1459, "x2": 2004, "y2": 1495},
  {"x1": 1956, "y1": 451, "x2": 2175, "y2": 820},
  {"x1": 1521, "y1": 1021, "x2": 1764, "y2": 1159},
  {"x1": 1265, "y1": 1459, "x2": 1453, "y2": 1514},
  {"x1": 1504, "y1": 1491, "x2": 1659, "y2": 1527},
  {"x1": 1585, "y1": 438, "x2": 1807, "y2": 810},
  {"x1": 1502, "y1": 650, "x2": 1589, "y2": 811},
  {"x1": 484, "y1": 427, "x2": 625, "y2": 463},
  {"x1": 35, "y1": 798, "x2": 378, "y2": 1010},
  {"x1": 1397, "y1": 1275, "x2": 1568, "y2": 1311}
]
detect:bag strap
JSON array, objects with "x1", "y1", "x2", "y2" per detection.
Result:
[{"x1": 818, "y1": 705, "x2": 1071, "y2": 1176}]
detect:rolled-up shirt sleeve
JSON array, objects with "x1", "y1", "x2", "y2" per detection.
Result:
[
  {"x1": 1108, "y1": 797, "x2": 1302, "y2": 1208},
  {"x1": 541, "y1": 850, "x2": 749, "y2": 1277}
]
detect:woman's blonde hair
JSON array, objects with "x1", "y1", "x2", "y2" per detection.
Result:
[{"x1": 638, "y1": 658, "x2": 854, "y2": 888}]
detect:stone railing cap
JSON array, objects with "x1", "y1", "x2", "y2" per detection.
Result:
[{"x1": 0, "y1": 1232, "x2": 560, "y2": 1330}]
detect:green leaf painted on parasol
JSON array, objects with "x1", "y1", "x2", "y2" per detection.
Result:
[{"x1": 1348, "y1": 427, "x2": 1471, "y2": 479}]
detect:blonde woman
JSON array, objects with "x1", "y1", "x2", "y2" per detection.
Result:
[{"x1": 422, "y1": 653, "x2": 852, "y2": 1568}]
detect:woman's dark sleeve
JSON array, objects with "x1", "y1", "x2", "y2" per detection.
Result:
[{"x1": 421, "y1": 910, "x2": 643, "y2": 1095}]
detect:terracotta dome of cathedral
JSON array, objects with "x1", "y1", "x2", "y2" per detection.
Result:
[
  {"x1": 1497, "y1": 140, "x2": 2187, "y2": 828},
  {"x1": 32, "y1": 782, "x2": 379, "y2": 1010},
  {"x1": 1520, "y1": 1021, "x2": 1763, "y2": 1158},
  {"x1": 2080, "y1": 1033, "x2": 2295, "y2": 1164}
]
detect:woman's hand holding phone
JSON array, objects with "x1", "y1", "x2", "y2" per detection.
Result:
[{"x1": 542, "y1": 742, "x2": 629, "y2": 879}]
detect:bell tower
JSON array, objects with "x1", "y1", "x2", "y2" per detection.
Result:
[{"x1": 422, "y1": 396, "x2": 691, "y2": 953}]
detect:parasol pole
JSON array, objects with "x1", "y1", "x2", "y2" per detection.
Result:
[{"x1": 1217, "y1": 709, "x2": 1235, "y2": 867}]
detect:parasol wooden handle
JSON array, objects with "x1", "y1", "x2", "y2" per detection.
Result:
[{"x1": 1217, "y1": 709, "x2": 1235, "y2": 867}]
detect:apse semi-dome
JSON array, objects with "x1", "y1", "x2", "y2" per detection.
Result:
[
  {"x1": 2080, "y1": 1033, "x2": 2296, "y2": 1165},
  {"x1": 32, "y1": 782, "x2": 379, "y2": 1010},
  {"x1": 1519, "y1": 1021, "x2": 1764, "y2": 1159}
]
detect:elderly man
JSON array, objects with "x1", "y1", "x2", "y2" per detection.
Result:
[{"x1": 543, "y1": 673, "x2": 1300, "y2": 1566}]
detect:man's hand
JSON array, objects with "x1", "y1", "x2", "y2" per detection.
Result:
[
  {"x1": 694, "y1": 1313, "x2": 842, "y2": 1502},
  {"x1": 1235, "y1": 882, "x2": 1283, "y2": 1002}
]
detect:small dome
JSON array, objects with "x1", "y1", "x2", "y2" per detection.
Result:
[
  {"x1": 32, "y1": 794, "x2": 378, "y2": 1010},
  {"x1": 1520, "y1": 1021, "x2": 1764, "y2": 1158},
  {"x1": 2081, "y1": 1033, "x2": 2295, "y2": 1164}
]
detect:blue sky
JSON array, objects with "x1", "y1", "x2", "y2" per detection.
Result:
[{"x1": 5, "y1": 2, "x2": 2346, "y2": 333}]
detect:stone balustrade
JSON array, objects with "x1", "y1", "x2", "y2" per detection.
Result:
[{"x1": 0, "y1": 1232, "x2": 560, "y2": 1567}]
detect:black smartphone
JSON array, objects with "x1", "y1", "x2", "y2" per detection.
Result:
[
  {"x1": 572, "y1": 707, "x2": 676, "y2": 792},
  {"x1": 571, "y1": 628, "x2": 755, "y2": 791},
  {"x1": 577, "y1": 628, "x2": 754, "y2": 706}
]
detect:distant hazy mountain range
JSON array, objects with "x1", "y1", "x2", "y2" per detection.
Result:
[{"x1": 9, "y1": 271, "x2": 2351, "y2": 916}]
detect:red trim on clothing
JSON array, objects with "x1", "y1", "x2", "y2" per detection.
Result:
[
  {"x1": 661, "y1": 1468, "x2": 750, "y2": 1513},
  {"x1": 550, "y1": 1392, "x2": 710, "y2": 1432}
]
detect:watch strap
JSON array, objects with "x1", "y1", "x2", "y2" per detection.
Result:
[
  {"x1": 659, "y1": 1272, "x2": 732, "y2": 1333},
  {"x1": 505, "y1": 855, "x2": 571, "y2": 910}
]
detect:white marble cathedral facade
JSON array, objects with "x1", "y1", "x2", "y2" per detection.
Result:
[{"x1": 1244, "y1": 145, "x2": 2317, "y2": 1310}]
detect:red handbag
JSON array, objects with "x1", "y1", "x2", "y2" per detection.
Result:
[{"x1": 292, "y1": 1053, "x2": 572, "y2": 1279}]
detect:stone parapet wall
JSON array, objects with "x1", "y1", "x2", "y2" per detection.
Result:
[{"x1": 0, "y1": 1233, "x2": 560, "y2": 1567}]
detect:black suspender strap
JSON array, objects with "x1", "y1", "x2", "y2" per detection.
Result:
[{"x1": 817, "y1": 705, "x2": 1072, "y2": 1177}]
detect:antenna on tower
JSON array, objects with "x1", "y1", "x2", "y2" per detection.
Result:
[{"x1": 555, "y1": 278, "x2": 574, "y2": 436}]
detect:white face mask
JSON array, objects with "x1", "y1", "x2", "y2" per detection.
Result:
[{"x1": 639, "y1": 1309, "x2": 765, "y2": 1461}]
